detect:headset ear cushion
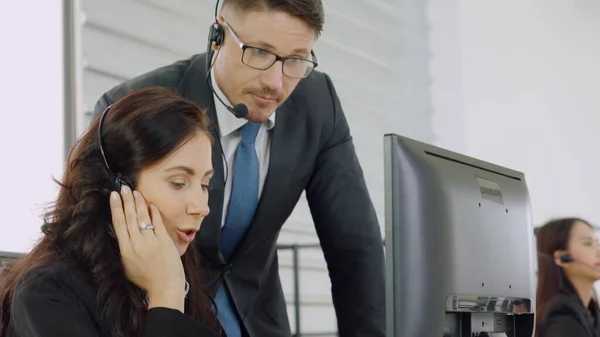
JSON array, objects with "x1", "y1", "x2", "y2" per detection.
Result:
[
  {"x1": 114, "y1": 177, "x2": 124, "y2": 192},
  {"x1": 114, "y1": 174, "x2": 134, "y2": 191},
  {"x1": 209, "y1": 23, "x2": 224, "y2": 46},
  {"x1": 560, "y1": 254, "x2": 574, "y2": 263}
]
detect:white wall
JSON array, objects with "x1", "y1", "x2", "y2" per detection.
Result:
[
  {"x1": 0, "y1": 1, "x2": 65, "y2": 253},
  {"x1": 429, "y1": 0, "x2": 600, "y2": 227}
]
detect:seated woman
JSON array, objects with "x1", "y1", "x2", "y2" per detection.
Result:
[
  {"x1": 0, "y1": 87, "x2": 222, "y2": 337},
  {"x1": 536, "y1": 217, "x2": 600, "y2": 337}
]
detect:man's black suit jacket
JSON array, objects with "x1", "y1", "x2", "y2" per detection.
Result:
[{"x1": 92, "y1": 53, "x2": 385, "y2": 337}]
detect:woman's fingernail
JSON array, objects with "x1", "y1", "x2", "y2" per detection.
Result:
[{"x1": 110, "y1": 191, "x2": 118, "y2": 201}]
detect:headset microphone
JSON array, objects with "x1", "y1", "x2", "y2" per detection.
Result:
[
  {"x1": 210, "y1": 85, "x2": 249, "y2": 119},
  {"x1": 559, "y1": 254, "x2": 600, "y2": 274},
  {"x1": 231, "y1": 103, "x2": 249, "y2": 119},
  {"x1": 539, "y1": 252, "x2": 600, "y2": 271}
]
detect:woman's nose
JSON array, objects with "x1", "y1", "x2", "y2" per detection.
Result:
[{"x1": 186, "y1": 193, "x2": 210, "y2": 217}]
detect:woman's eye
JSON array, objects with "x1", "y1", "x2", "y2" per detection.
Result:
[{"x1": 170, "y1": 181, "x2": 186, "y2": 190}]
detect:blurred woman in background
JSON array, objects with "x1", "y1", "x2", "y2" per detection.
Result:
[
  {"x1": 0, "y1": 87, "x2": 221, "y2": 337},
  {"x1": 536, "y1": 217, "x2": 600, "y2": 337}
]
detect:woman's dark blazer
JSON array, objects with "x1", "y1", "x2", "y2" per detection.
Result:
[
  {"x1": 3, "y1": 262, "x2": 220, "y2": 337},
  {"x1": 538, "y1": 293, "x2": 600, "y2": 337}
]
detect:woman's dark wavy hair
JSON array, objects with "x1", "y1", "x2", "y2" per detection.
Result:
[
  {"x1": 0, "y1": 87, "x2": 220, "y2": 337},
  {"x1": 535, "y1": 217, "x2": 594, "y2": 336}
]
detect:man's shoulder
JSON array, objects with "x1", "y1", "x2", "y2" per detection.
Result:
[
  {"x1": 105, "y1": 54, "x2": 202, "y2": 100},
  {"x1": 288, "y1": 69, "x2": 339, "y2": 116},
  {"x1": 93, "y1": 54, "x2": 207, "y2": 118},
  {"x1": 292, "y1": 69, "x2": 333, "y2": 98}
]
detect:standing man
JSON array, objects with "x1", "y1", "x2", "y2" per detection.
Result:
[{"x1": 93, "y1": 1, "x2": 385, "y2": 336}]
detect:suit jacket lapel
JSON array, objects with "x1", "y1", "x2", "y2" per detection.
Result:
[{"x1": 177, "y1": 54, "x2": 226, "y2": 266}]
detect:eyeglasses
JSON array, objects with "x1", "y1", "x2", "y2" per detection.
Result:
[{"x1": 222, "y1": 19, "x2": 318, "y2": 79}]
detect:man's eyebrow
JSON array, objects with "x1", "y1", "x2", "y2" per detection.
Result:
[{"x1": 292, "y1": 47, "x2": 310, "y2": 55}]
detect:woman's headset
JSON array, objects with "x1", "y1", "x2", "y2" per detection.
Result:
[
  {"x1": 559, "y1": 254, "x2": 574, "y2": 263},
  {"x1": 97, "y1": 104, "x2": 134, "y2": 192},
  {"x1": 538, "y1": 251, "x2": 574, "y2": 264}
]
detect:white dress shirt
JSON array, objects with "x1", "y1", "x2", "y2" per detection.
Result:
[{"x1": 210, "y1": 71, "x2": 276, "y2": 227}]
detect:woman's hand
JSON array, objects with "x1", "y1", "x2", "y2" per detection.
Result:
[{"x1": 109, "y1": 185, "x2": 186, "y2": 311}]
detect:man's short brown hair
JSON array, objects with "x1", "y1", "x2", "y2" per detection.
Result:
[{"x1": 222, "y1": 0, "x2": 324, "y2": 37}]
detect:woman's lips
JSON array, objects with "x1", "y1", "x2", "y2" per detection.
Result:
[{"x1": 177, "y1": 229, "x2": 196, "y2": 243}]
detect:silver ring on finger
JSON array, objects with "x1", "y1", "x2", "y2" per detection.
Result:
[{"x1": 139, "y1": 221, "x2": 155, "y2": 232}]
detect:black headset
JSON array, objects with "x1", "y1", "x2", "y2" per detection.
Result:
[
  {"x1": 559, "y1": 254, "x2": 574, "y2": 263},
  {"x1": 538, "y1": 251, "x2": 574, "y2": 264},
  {"x1": 205, "y1": 0, "x2": 223, "y2": 79},
  {"x1": 207, "y1": 0, "x2": 225, "y2": 51},
  {"x1": 205, "y1": 0, "x2": 248, "y2": 119},
  {"x1": 98, "y1": 104, "x2": 134, "y2": 192}
]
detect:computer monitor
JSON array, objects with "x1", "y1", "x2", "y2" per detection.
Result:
[{"x1": 384, "y1": 134, "x2": 535, "y2": 337}]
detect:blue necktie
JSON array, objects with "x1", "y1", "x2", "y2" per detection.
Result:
[{"x1": 215, "y1": 122, "x2": 261, "y2": 337}]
